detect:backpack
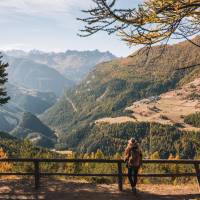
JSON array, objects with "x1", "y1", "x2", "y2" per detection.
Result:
[{"x1": 128, "y1": 148, "x2": 142, "y2": 168}]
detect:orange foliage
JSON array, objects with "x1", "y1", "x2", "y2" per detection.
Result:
[{"x1": 0, "y1": 148, "x2": 12, "y2": 172}]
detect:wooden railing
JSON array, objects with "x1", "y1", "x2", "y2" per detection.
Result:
[{"x1": 0, "y1": 158, "x2": 199, "y2": 191}]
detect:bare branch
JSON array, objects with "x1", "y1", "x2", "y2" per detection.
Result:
[{"x1": 78, "y1": 0, "x2": 200, "y2": 48}]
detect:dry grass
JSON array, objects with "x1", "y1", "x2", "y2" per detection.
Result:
[{"x1": 96, "y1": 78, "x2": 200, "y2": 131}]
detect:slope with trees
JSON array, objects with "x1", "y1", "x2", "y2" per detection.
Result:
[
  {"x1": 0, "y1": 83, "x2": 57, "y2": 133},
  {"x1": 72, "y1": 122, "x2": 200, "y2": 159},
  {"x1": 41, "y1": 38, "x2": 200, "y2": 156},
  {"x1": 11, "y1": 112, "x2": 57, "y2": 148},
  {"x1": 184, "y1": 112, "x2": 200, "y2": 128},
  {"x1": 4, "y1": 55, "x2": 73, "y2": 96}
]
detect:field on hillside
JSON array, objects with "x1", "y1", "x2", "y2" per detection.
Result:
[
  {"x1": 0, "y1": 178, "x2": 199, "y2": 200},
  {"x1": 96, "y1": 78, "x2": 200, "y2": 131}
]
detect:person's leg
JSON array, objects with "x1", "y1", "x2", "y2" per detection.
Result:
[
  {"x1": 133, "y1": 167, "x2": 139, "y2": 187},
  {"x1": 128, "y1": 167, "x2": 134, "y2": 187}
]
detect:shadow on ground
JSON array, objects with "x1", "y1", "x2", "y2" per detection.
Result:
[{"x1": 0, "y1": 178, "x2": 199, "y2": 200}]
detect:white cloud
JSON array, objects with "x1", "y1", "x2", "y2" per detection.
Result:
[
  {"x1": 0, "y1": 0, "x2": 91, "y2": 18},
  {"x1": 0, "y1": 43, "x2": 31, "y2": 51}
]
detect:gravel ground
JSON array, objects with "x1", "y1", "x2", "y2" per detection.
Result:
[{"x1": 0, "y1": 178, "x2": 199, "y2": 200}]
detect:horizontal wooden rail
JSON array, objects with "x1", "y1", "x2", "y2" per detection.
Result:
[
  {"x1": 0, "y1": 158, "x2": 199, "y2": 191},
  {"x1": 0, "y1": 172, "x2": 196, "y2": 177},
  {"x1": 38, "y1": 172, "x2": 197, "y2": 177},
  {"x1": 0, "y1": 158, "x2": 199, "y2": 164}
]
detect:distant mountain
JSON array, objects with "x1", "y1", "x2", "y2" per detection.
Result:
[
  {"x1": 0, "y1": 105, "x2": 21, "y2": 132},
  {"x1": 5, "y1": 49, "x2": 116, "y2": 83},
  {"x1": 0, "y1": 49, "x2": 115, "y2": 143},
  {"x1": 0, "y1": 83, "x2": 57, "y2": 133},
  {"x1": 11, "y1": 112, "x2": 56, "y2": 148},
  {"x1": 3, "y1": 55, "x2": 74, "y2": 96},
  {"x1": 40, "y1": 37, "x2": 200, "y2": 157},
  {"x1": 4, "y1": 50, "x2": 27, "y2": 58},
  {"x1": 7, "y1": 83, "x2": 57, "y2": 114}
]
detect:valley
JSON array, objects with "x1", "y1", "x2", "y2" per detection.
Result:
[
  {"x1": 39, "y1": 38, "x2": 200, "y2": 158},
  {"x1": 0, "y1": 49, "x2": 115, "y2": 147},
  {"x1": 1, "y1": 1, "x2": 200, "y2": 196},
  {"x1": 1, "y1": 38, "x2": 200, "y2": 159}
]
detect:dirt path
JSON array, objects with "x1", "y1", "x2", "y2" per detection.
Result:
[
  {"x1": 0, "y1": 178, "x2": 199, "y2": 200},
  {"x1": 66, "y1": 96, "x2": 77, "y2": 112}
]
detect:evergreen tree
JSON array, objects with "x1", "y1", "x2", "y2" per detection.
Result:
[{"x1": 0, "y1": 54, "x2": 10, "y2": 105}]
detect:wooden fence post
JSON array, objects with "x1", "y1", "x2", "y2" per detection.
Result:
[
  {"x1": 194, "y1": 163, "x2": 200, "y2": 189},
  {"x1": 117, "y1": 161, "x2": 123, "y2": 192},
  {"x1": 34, "y1": 160, "x2": 40, "y2": 189}
]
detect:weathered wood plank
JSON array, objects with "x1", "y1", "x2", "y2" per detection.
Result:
[
  {"x1": 0, "y1": 158, "x2": 199, "y2": 164},
  {"x1": 0, "y1": 158, "x2": 199, "y2": 191},
  {"x1": 34, "y1": 160, "x2": 40, "y2": 189},
  {"x1": 0, "y1": 172, "x2": 196, "y2": 177},
  {"x1": 194, "y1": 163, "x2": 200, "y2": 188},
  {"x1": 117, "y1": 162, "x2": 123, "y2": 191}
]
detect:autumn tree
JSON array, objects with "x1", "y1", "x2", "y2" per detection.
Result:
[
  {"x1": 78, "y1": 0, "x2": 200, "y2": 48},
  {"x1": 0, "y1": 148, "x2": 12, "y2": 172},
  {"x1": 0, "y1": 54, "x2": 10, "y2": 105}
]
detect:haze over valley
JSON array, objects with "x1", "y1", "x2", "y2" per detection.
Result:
[
  {"x1": 0, "y1": 49, "x2": 116, "y2": 148},
  {"x1": 1, "y1": 37, "x2": 199, "y2": 159},
  {"x1": 36, "y1": 37, "x2": 200, "y2": 156}
]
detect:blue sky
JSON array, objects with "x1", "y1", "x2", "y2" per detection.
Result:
[{"x1": 0, "y1": 0, "x2": 141, "y2": 57}]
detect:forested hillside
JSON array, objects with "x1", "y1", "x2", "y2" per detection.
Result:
[
  {"x1": 6, "y1": 83, "x2": 57, "y2": 114},
  {"x1": 0, "y1": 49, "x2": 116, "y2": 146},
  {"x1": 11, "y1": 112, "x2": 57, "y2": 148},
  {"x1": 63, "y1": 122, "x2": 199, "y2": 159},
  {"x1": 4, "y1": 55, "x2": 73, "y2": 96},
  {"x1": 184, "y1": 112, "x2": 200, "y2": 128},
  {"x1": 0, "y1": 132, "x2": 60, "y2": 159},
  {"x1": 0, "y1": 83, "x2": 56, "y2": 133},
  {"x1": 96, "y1": 77, "x2": 200, "y2": 132},
  {"x1": 40, "y1": 38, "x2": 200, "y2": 158}
]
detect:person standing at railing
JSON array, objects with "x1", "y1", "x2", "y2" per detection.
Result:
[{"x1": 124, "y1": 138, "x2": 142, "y2": 194}]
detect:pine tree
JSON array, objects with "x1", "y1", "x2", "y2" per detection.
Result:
[{"x1": 0, "y1": 54, "x2": 10, "y2": 105}]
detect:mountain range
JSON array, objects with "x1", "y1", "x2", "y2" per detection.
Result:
[
  {"x1": 0, "y1": 49, "x2": 115, "y2": 139},
  {"x1": 1, "y1": 39, "x2": 200, "y2": 159},
  {"x1": 4, "y1": 49, "x2": 116, "y2": 84},
  {"x1": 4, "y1": 55, "x2": 74, "y2": 96}
]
